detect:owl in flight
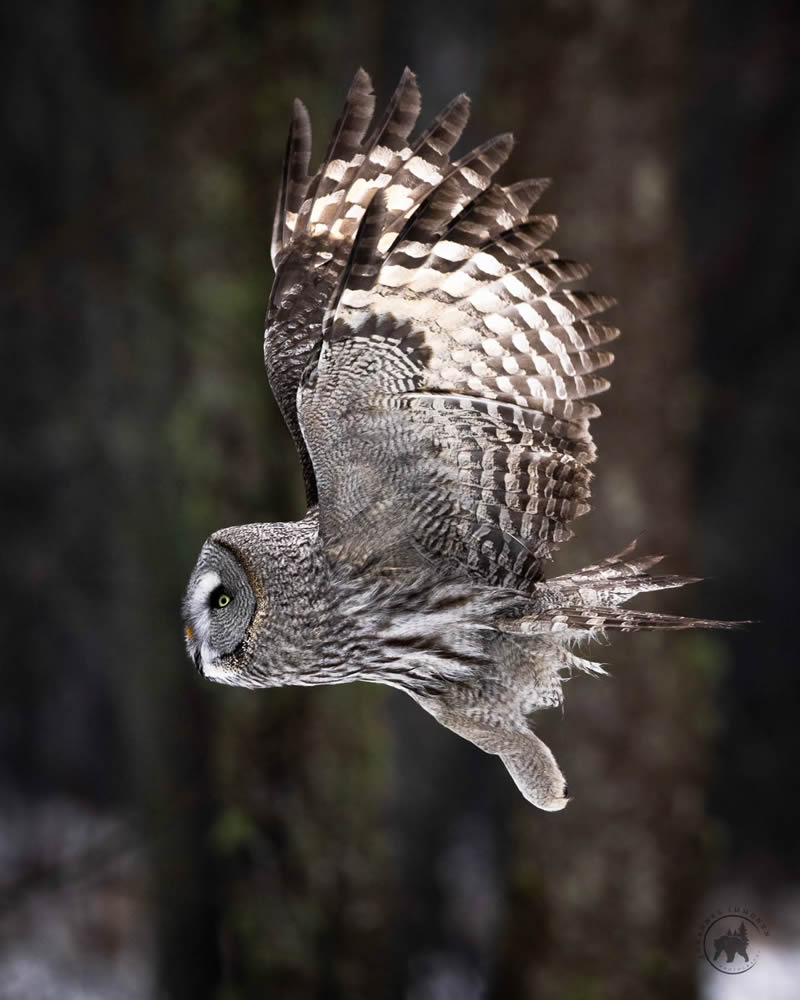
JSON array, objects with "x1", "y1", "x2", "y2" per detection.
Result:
[{"x1": 183, "y1": 69, "x2": 729, "y2": 810}]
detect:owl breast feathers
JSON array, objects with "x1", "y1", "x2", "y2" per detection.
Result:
[{"x1": 182, "y1": 69, "x2": 732, "y2": 810}]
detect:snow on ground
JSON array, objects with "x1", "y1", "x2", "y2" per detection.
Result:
[{"x1": 0, "y1": 794, "x2": 154, "y2": 1000}]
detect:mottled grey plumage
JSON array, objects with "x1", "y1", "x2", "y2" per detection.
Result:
[{"x1": 183, "y1": 69, "x2": 732, "y2": 810}]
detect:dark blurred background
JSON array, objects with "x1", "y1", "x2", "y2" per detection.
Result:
[{"x1": 2, "y1": 1, "x2": 798, "y2": 998}]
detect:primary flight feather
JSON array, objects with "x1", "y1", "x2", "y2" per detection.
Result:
[{"x1": 183, "y1": 68, "x2": 730, "y2": 810}]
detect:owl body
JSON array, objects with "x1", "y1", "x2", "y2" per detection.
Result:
[
  {"x1": 195, "y1": 516, "x2": 528, "y2": 694},
  {"x1": 183, "y1": 69, "x2": 730, "y2": 810}
]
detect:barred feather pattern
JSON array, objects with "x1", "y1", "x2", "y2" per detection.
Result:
[
  {"x1": 182, "y1": 69, "x2": 738, "y2": 813},
  {"x1": 266, "y1": 69, "x2": 472, "y2": 501},
  {"x1": 513, "y1": 539, "x2": 737, "y2": 634},
  {"x1": 303, "y1": 171, "x2": 616, "y2": 586}
]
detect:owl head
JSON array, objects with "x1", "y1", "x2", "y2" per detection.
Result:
[{"x1": 182, "y1": 517, "x2": 321, "y2": 687}]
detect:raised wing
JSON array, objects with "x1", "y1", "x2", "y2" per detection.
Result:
[
  {"x1": 299, "y1": 83, "x2": 617, "y2": 590},
  {"x1": 265, "y1": 68, "x2": 470, "y2": 504}
]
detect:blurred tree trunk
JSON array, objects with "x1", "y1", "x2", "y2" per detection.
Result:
[
  {"x1": 687, "y1": 0, "x2": 800, "y2": 886},
  {"x1": 4, "y1": 0, "x2": 732, "y2": 996},
  {"x1": 118, "y1": 4, "x2": 401, "y2": 996},
  {"x1": 486, "y1": 3, "x2": 714, "y2": 998},
  {"x1": 0, "y1": 1, "x2": 226, "y2": 995},
  {"x1": 2, "y1": 2, "x2": 396, "y2": 997}
]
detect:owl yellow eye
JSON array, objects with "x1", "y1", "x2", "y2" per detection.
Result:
[{"x1": 209, "y1": 585, "x2": 232, "y2": 609}]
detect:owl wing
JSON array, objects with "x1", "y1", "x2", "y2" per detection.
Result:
[
  {"x1": 297, "y1": 76, "x2": 617, "y2": 590},
  {"x1": 265, "y1": 69, "x2": 470, "y2": 505}
]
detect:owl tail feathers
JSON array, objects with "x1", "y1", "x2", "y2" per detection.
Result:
[
  {"x1": 499, "y1": 539, "x2": 740, "y2": 635},
  {"x1": 501, "y1": 606, "x2": 739, "y2": 634},
  {"x1": 547, "y1": 538, "x2": 703, "y2": 606}
]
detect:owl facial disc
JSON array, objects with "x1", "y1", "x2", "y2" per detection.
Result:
[{"x1": 182, "y1": 541, "x2": 256, "y2": 679}]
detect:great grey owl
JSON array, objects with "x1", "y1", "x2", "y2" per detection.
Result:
[{"x1": 183, "y1": 69, "x2": 729, "y2": 810}]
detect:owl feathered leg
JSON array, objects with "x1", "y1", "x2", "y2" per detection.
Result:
[
  {"x1": 473, "y1": 724, "x2": 571, "y2": 812},
  {"x1": 499, "y1": 733, "x2": 570, "y2": 811},
  {"x1": 417, "y1": 695, "x2": 571, "y2": 811},
  {"x1": 411, "y1": 632, "x2": 575, "y2": 810}
]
